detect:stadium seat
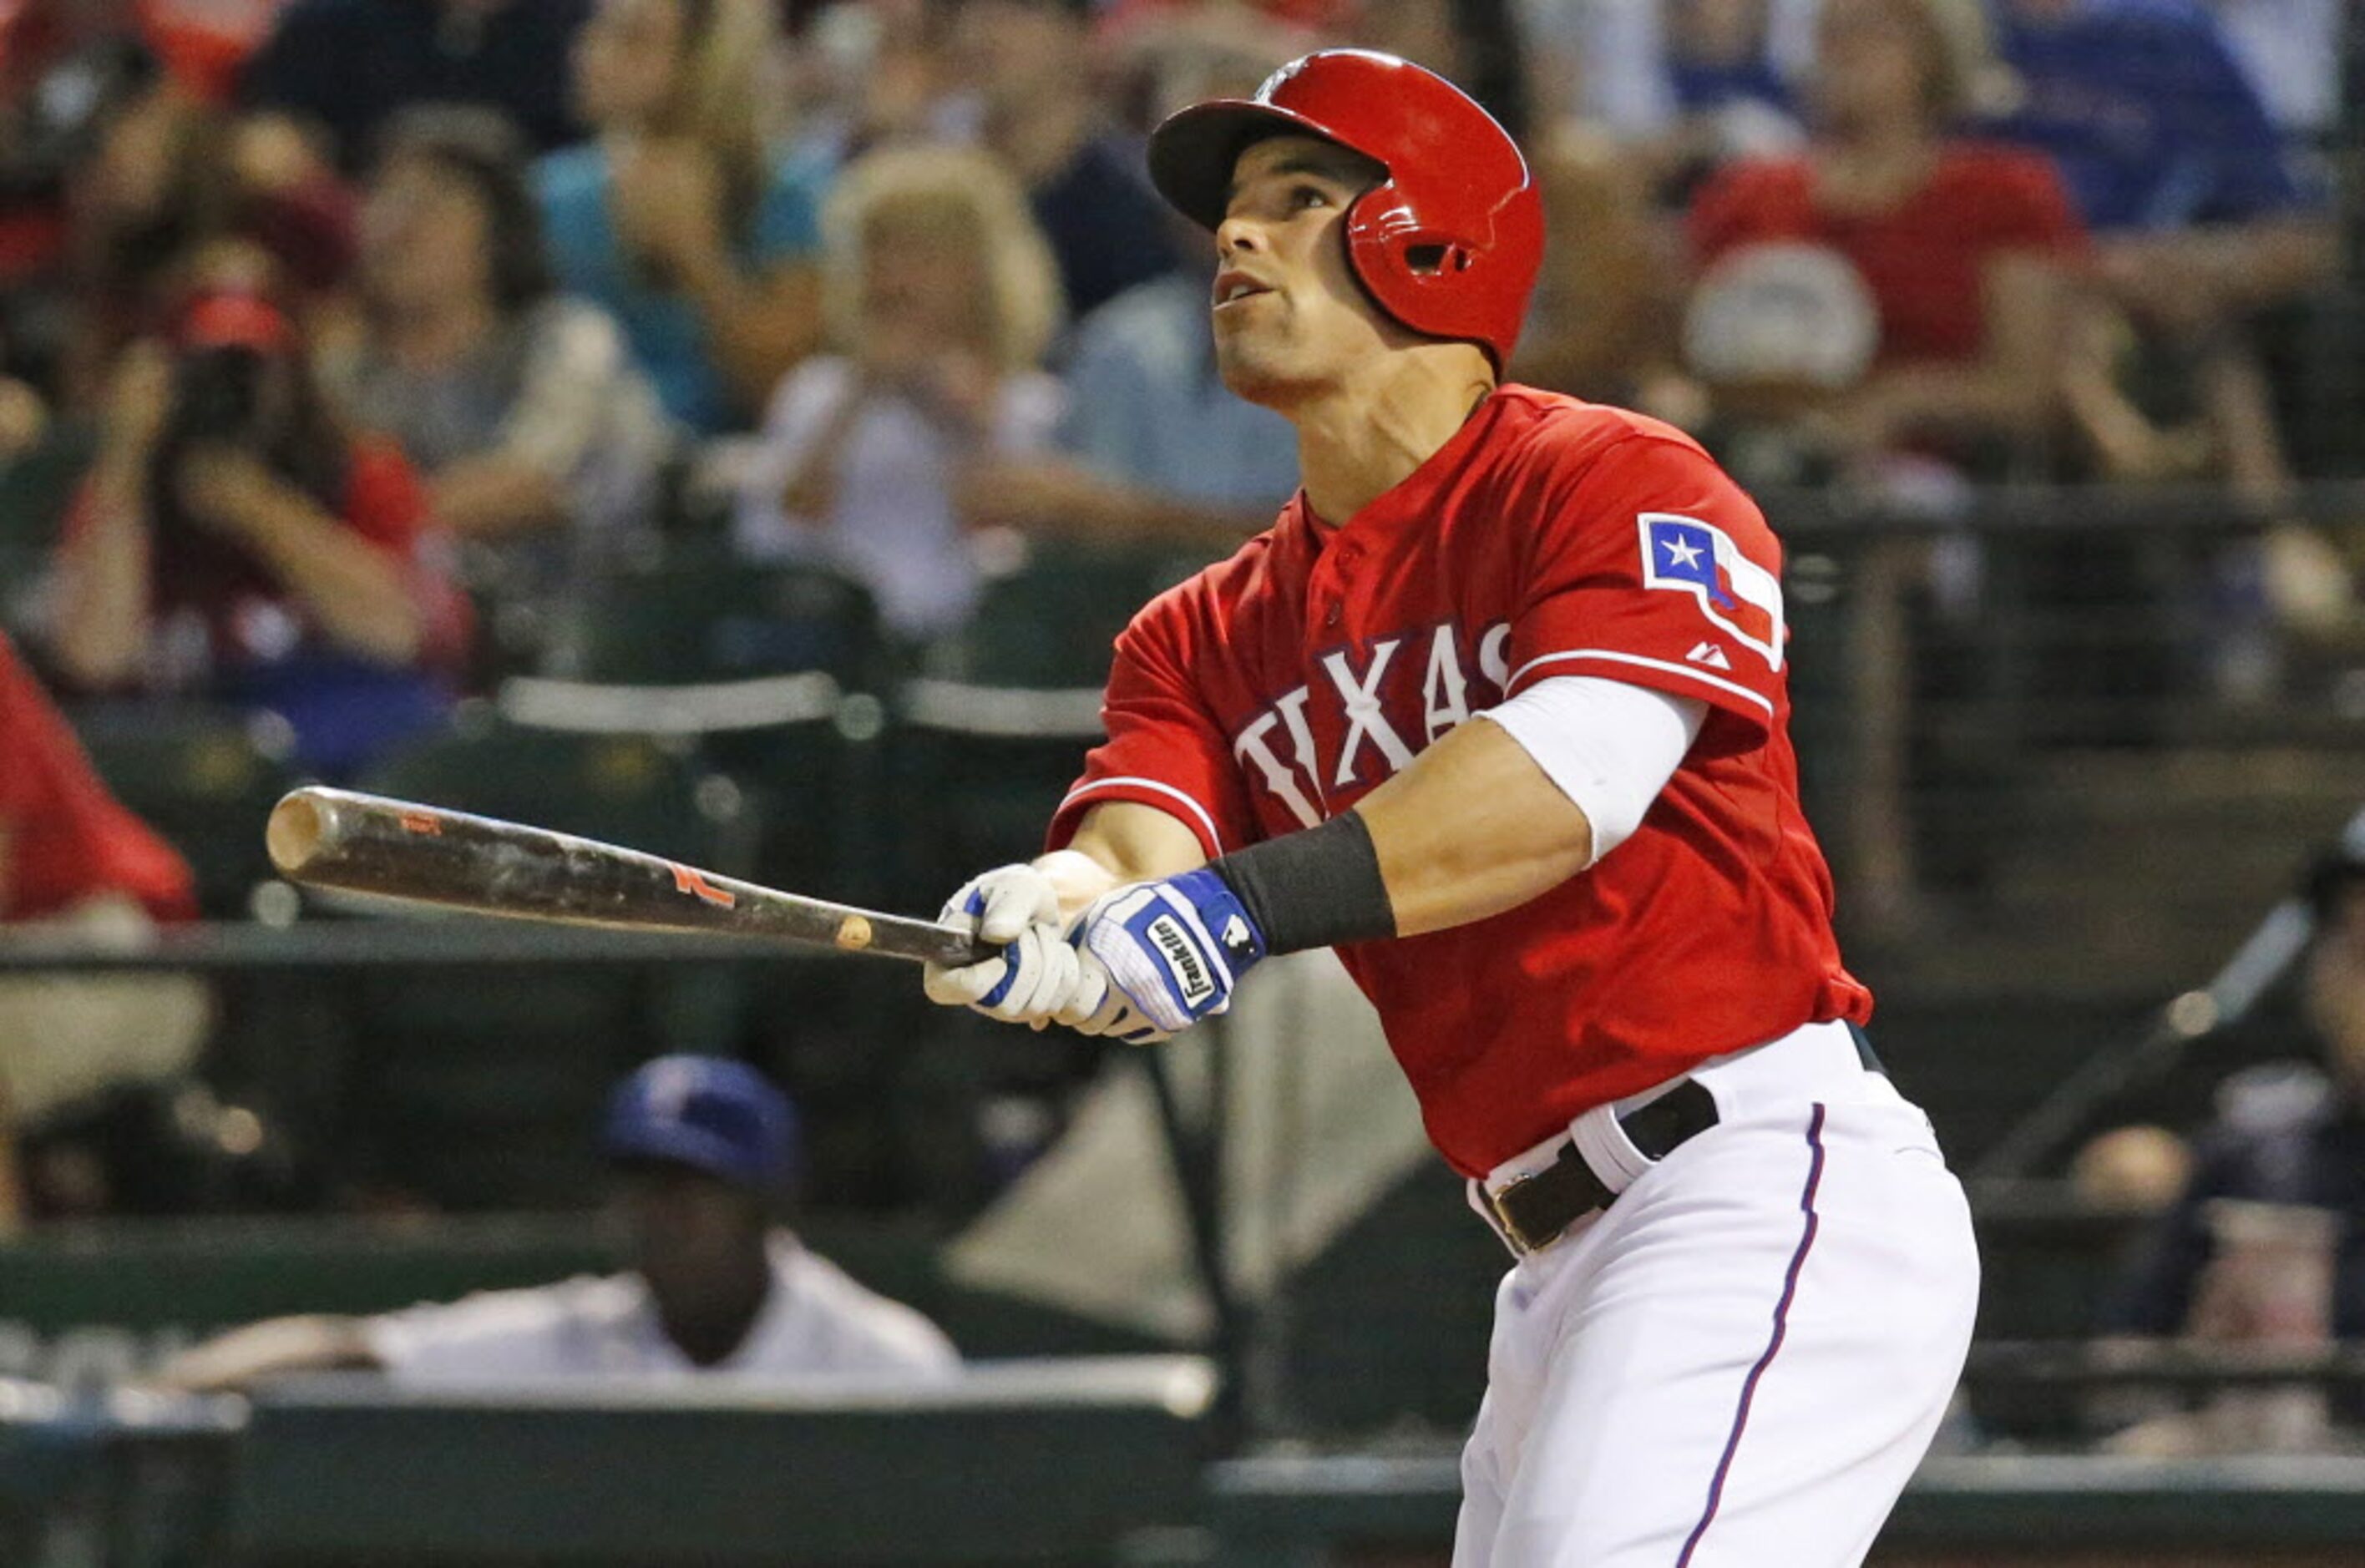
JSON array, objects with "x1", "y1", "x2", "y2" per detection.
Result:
[
  {"x1": 69, "y1": 703, "x2": 302, "y2": 919},
  {"x1": 565, "y1": 549, "x2": 887, "y2": 689},
  {"x1": 883, "y1": 679, "x2": 1105, "y2": 919},
  {"x1": 923, "y1": 545, "x2": 1182, "y2": 690}
]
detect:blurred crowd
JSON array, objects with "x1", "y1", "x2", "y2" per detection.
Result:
[
  {"x1": 0, "y1": 0, "x2": 2352, "y2": 748},
  {"x1": 0, "y1": 0, "x2": 2360, "y2": 1338}
]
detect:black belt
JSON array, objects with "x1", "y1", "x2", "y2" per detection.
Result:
[
  {"x1": 1482, "y1": 1080, "x2": 1720, "y2": 1255},
  {"x1": 1481, "y1": 1029, "x2": 1886, "y2": 1256}
]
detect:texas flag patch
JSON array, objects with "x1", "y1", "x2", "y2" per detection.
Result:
[{"x1": 1638, "y1": 513, "x2": 1785, "y2": 671}]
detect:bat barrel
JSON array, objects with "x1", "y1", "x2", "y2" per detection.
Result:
[{"x1": 262, "y1": 787, "x2": 993, "y2": 967}]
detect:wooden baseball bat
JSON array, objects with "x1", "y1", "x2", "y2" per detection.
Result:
[{"x1": 265, "y1": 787, "x2": 993, "y2": 966}]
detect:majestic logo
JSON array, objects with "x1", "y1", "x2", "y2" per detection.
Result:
[
  {"x1": 1146, "y1": 914, "x2": 1216, "y2": 1008},
  {"x1": 1639, "y1": 514, "x2": 1784, "y2": 671},
  {"x1": 1684, "y1": 641, "x2": 1732, "y2": 670}
]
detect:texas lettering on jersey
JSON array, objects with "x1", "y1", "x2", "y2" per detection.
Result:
[
  {"x1": 1233, "y1": 620, "x2": 1512, "y2": 827},
  {"x1": 1051, "y1": 388, "x2": 1871, "y2": 1178}
]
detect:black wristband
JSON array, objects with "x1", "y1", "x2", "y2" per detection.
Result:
[{"x1": 1208, "y1": 811, "x2": 1396, "y2": 957}]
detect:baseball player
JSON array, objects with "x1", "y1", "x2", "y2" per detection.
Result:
[
  {"x1": 924, "y1": 50, "x2": 1979, "y2": 1565},
  {"x1": 162, "y1": 1057, "x2": 960, "y2": 1388}
]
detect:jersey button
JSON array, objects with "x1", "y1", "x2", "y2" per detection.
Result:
[{"x1": 1324, "y1": 604, "x2": 1342, "y2": 628}]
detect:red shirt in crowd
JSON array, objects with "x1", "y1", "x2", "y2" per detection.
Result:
[
  {"x1": 0, "y1": 632, "x2": 196, "y2": 922},
  {"x1": 1689, "y1": 143, "x2": 2087, "y2": 365},
  {"x1": 1049, "y1": 388, "x2": 1868, "y2": 1178},
  {"x1": 60, "y1": 437, "x2": 467, "y2": 685}
]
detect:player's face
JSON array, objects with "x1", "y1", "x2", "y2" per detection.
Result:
[{"x1": 1209, "y1": 135, "x2": 1400, "y2": 409}]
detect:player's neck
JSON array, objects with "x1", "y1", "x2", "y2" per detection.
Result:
[{"x1": 1293, "y1": 348, "x2": 1496, "y2": 525}]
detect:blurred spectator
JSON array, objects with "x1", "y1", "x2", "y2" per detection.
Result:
[
  {"x1": 537, "y1": 0, "x2": 823, "y2": 434},
  {"x1": 3, "y1": 40, "x2": 356, "y2": 412},
  {"x1": 0, "y1": 363, "x2": 45, "y2": 463},
  {"x1": 941, "y1": 0, "x2": 1180, "y2": 321},
  {"x1": 43, "y1": 287, "x2": 469, "y2": 776},
  {"x1": 980, "y1": 231, "x2": 1299, "y2": 544},
  {"x1": 0, "y1": 630, "x2": 210, "y2": 1237},
  {"x1": 0, "y1": 0, "x2": 277, "y2": 108},
  {"x1": 2071, "y1": 1121, "x2": 2195, "y2": 1213},
  {"x1": 160, "y1": 1056, "x2": 961, "y2": 1383},
  {"x1": 1683, "y1": 0, "x2": 2082, "y2": 473},
  {"x1": 949, "y1": 23, "x2": 1297, "y2": 548},
  {"x1": 342, "y1": 107, "x2": 673, "y2": 675},
  {"x1": 1985, "y1": 0, "x2": 2338, "y2": 510},
  {"x1": 734, "y1": 144, "x2": 1063, "y2": 645},
  {"x1": 1512, "y1": 119, "x2": 1682, "y2": 408},
  {"x1": 1521, "y1": 0, "x2": 1803, "y2": 190},
  {"x1": 2099, "y1": 841, "x2": 2365, "y2": 1347},
  {"x1": 241, "y1": 0, "x2": 593, "y2": 170},
  {"x1": 1350, "y1": 0, "x2": 1532, "y2": 144},
  {"x1": 2199, "y1": 0, "x2": 2343, "y2": 145},
  {"x1": 782, "y1": 0, "x2": 957, "y2": 165}
]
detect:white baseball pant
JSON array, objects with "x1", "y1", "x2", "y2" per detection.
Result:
[{"x1": 1453, "y1": 1020, "x2": 1980, "y2": 1567}]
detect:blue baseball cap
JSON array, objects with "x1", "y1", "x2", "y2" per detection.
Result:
[{"x1": 601, "y1": 1055, "x2": 800, "y2": 1194}]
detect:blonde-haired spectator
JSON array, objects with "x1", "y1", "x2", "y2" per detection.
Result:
[
  {"x1": 538, "y1": 0, "x2": 823, "y2": 434},
  {"x1": 734, "y1": 145, "x2": 1065, "y2": 644}
]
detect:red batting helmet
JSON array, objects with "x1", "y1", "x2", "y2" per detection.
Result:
[{"x1": 1147, "y1": 49, "x2": 1544, "y2": 370}]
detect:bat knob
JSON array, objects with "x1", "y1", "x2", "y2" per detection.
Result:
[{"x1": 266, "y1": 790, "x2": 329, "y2": 876}]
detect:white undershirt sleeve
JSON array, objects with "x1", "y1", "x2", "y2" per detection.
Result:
[{"x1": 1477, "y1": 675, "x2": 1707, "y2": 867}]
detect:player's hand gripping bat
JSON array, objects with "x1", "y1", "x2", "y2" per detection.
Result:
[{"x1": 265, "y1": 787, "x2": 994, "y2": 967}]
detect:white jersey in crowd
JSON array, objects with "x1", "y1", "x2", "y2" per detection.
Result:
[{"x1": 362, "y1": 1234, "x2": 961, "y2": 1383}]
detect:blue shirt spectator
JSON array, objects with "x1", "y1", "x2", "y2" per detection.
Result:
[
  {"x1": 1058, "y1": 272, "x2": 1299, "y2": 514},
  {"x1": 1983, "y1": 0, "x2": 2319, "y2": 232},
  {"x1": 537, "y1": 144, "x2": 823, "y2": 436},
  {"x1": 1669, "y1": 52, "x2": 1795, "y2": 122},
  {"x1": 1028, "y1": 134, "x2": 1184, "y2": 326},
  {"x1": 241, "y1": 0, "x2": 592, "y2": 170}
]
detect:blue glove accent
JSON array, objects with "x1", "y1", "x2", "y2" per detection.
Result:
[
  {"x1": 980, "y1": 953, "x2": 1021, "y2": 1009},
  {"x1": 1082, "y1": 868, "x2": 1269, "y2": 1034},
  {"x1": 960, "y1": 888, "x2": 1030, "y2": 1009},
  {"x1": 1162, "y1": 868, "x2": 1268, "y2": 974}
]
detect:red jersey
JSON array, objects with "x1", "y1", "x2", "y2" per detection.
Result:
[
  {"x1": 1048, "y1": 388, "x2": 1871, "y2": 1177},
  {"x1": 1689, "y1": 144, "x2": 2087, "y2": 365},
  {"x1": 0, "y1": 633, "x2": 195, "y2": 923}
]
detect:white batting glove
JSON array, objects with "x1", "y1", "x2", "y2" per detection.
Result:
[{"x1": 924, "y1": 864, "x2": 1090, "y2": 1024}]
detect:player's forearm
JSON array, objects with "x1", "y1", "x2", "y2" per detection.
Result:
[
  {"x1": 1353, "y1": 716, "x2": 1595, "y2": 938},
  {"x1": 153, "y1": 1313, "x2": 382, "y2": 1393},
  {"x1": 1052, "y1": 802, "x2": 1209, "y2": 921}
]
